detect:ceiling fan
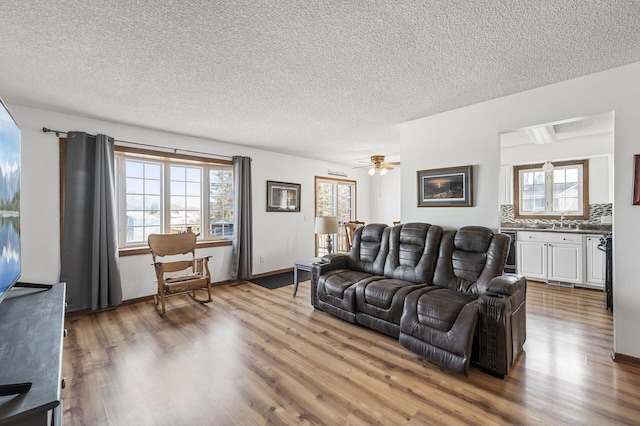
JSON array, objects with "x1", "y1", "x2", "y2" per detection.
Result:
[{"x1": 355, "y1": 155, "x2": 400, "y2": 176}]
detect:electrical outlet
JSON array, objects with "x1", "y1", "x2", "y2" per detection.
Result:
[
  {"x1": 259, "y1": 256, "x2": 265, "y2": 263},
  {"x1": 600, "y1": 215, "x2": 612, "y2": 224}
]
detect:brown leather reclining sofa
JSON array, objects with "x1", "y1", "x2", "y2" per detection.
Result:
[{"x1": 310, "y1": 222, "x2": 526, "y2": 377}]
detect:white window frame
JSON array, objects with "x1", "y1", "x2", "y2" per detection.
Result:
[
  {"x1": 513, "y1": 159, "x2": 589, "y2": 220},
  {"x1": 314, "y1": 176, "x2": 357, "y2": 255},
  {"x1": 115, "y1": 147, "x2": 233, "y2": 248}
]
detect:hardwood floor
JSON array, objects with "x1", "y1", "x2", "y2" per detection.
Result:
[{"x1": 62, "y1": 281, "x2": 640, "y2": 425}]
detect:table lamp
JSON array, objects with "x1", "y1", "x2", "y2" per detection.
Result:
[{"x1": 315, "y1": 216, "x2": 339, "y2": 254}]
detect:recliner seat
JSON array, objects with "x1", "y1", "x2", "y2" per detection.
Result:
[
  {"x1": 399, "y1": 227, "x2": 514, "y2": 375},
  {"x1": 315, "y1": 223, "x2": 388, "y2": 323},
  {"x1": 355, "y1": 223, "x2": 442, "y2": 338}
]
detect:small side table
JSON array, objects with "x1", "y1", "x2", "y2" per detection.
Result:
[{"x1": 293, "y1": 257, "x2": 322, "y2": 297}]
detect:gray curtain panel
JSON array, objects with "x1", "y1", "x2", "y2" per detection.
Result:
[
  {"x1": 60, "y1": 132, "x2": 123, "y2": 311},
  {"x1": 231, "y1": 156, "x2": 253, "y2": 280}
]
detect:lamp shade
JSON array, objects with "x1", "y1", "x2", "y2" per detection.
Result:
[{"x1": 314, "y1": 216, "x2": 338, "y2": 234}]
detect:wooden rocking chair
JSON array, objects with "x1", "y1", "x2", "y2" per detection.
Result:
[
  {"x1": 344, "y1": 220, "x2": 365, "y2": 251},
  {"x1": 148, "y1": 232, "x2": 212, "y2": 315}
]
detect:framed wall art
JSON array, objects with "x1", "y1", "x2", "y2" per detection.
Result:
[
  {"x1": 417, "y1": 165, "x2": 473, "y2": 207},
  {"x1": 634, "y1": 154, "x2": 640, "y2": 205},
  {"x1": 267, "y1": 180, "x2": 301, "y2": 212}
]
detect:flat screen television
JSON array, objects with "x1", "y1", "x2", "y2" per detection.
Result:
[{"x1": 0, "y1": 96, "x2": 21, "y2": 305}]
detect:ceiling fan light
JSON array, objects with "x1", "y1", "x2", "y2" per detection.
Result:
[
  {"x1": 368, "y1": 167, "x2": 376, "y2": 176},
  {"x1": 379, "y1": 168, "x2": 388, "y2": 176}
]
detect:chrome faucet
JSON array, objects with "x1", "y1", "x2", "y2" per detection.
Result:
[{"x1": 560, "y1": 212, "x2": 565, "y2": 228}]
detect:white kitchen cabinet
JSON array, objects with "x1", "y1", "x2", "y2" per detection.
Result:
[
  {"x1": 517, "y1": 239, "x2": 547, "y2": 280},
  {"x1": 584, "y1": 235, "x2": 605, "y2": 289},
  {"x1": 547, "y1": 241, "x2": 583, "y2": 284},
  {"x1": 516, "y1": 231, "x2": 583, "y2": 285}
]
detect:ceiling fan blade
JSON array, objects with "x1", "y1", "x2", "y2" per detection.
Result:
[{"x1": 352, "y1": 155, "x2": 399, "y2": 170}]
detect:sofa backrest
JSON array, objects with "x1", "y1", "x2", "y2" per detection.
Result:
[
  {"x1": 347, "y1": 223, "x2": 389, "y2": 275},
  {"x1": 432, "y1": 226, "x2": 510, "y2": 295},
  {"x1": 383, "y1": 223, "x2": 443, "y2": 284}
]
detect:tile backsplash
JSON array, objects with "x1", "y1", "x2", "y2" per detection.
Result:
[{"x1": 500, "y1": 203, "x2": 612, "y2": 227}]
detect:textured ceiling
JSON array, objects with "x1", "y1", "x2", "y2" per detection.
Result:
[{"x1": 1, "y1": 1, "x2": 639, "y2": 166}]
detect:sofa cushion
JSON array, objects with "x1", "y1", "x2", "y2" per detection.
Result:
[
  {"x1": 357, "y1": 278, "x2": 425, "y2": 310},
  {"x1": 454, "y1": 226, "x2": 493, "y2": 253},
  {"x1": 413, "y1": 289, "x2": 477, "y2": 332},
  {"x1": 355, "y1": 278, "x2": 434, "y2": 338},
  {"x1": 433, "y1": 227, "x2": 510, "y2": 295},
  {"x1": 322, "y1": 270, "x2": 374, "y2": 299},
  {"x1": 317, "y1": 269, "x2": 384, "y2": 316},
  {"x1": 399, "y1": 287, "x2": 480, "y2": 375},
  {"x1": 383, "y1": 223, "x2": 443, "y2": 283},
  {"x1": 347, "y1": 224, "x2": 389, "y2": 276}
]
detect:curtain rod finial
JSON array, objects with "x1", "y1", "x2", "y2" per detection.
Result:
[{"x1": 42, "y1": 127, "x2": 62, "y2": 137}]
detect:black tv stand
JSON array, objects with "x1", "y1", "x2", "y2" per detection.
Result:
[
  {"x1": 14, "y1": 282, "x2": 54, "y2": 290},
  {"x1": 0, "y1": 283, "x2": 66, "y2": 425},
  {"x1": 0, "y1": 383, "x2": 32, "y2": 397}
]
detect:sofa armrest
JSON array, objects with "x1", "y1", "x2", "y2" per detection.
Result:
[
  {"x1": 310, "y1": 254, "x2": 349, "y2": 308},
  {"x1": 477, "y1": 275, "x2": 527, "y2": 377},
  {"x1": 486, "y1": 273, "x2": 526, "y2": 297}
]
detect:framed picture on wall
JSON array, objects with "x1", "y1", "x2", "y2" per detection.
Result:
[
  {"x1": 267, "y1": 180, "x2": 301, "y2": 212},
  {"x1": 634, "y1": 154, "x2": 640, "y2": 205},
  {"x1": 417, "y1": 165, "x2": 473, "y2": 207}
]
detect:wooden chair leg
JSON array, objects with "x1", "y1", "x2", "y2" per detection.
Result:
[{"x1": 159, "y1": 291, "x2": 166, "y2": 315}]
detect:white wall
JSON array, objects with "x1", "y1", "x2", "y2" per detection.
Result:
[
  {"x1": 399, "y1": 61, "x2": 640, "y2": 359},
  {"x1": 11, "y1": 104, "x2": 371, "y2": 300},
  {"x1": 588, "y1": 156, "x2": 612, "y2": 204},
  {"x1": 369, "y1": 166, "x2": 401, "y2": 225}
]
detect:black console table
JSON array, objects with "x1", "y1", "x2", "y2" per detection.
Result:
[{"x1": 0, "y1": 283, "x2": 66, "y2": 426}]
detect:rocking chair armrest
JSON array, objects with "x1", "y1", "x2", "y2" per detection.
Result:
[
  {"x1": 194, "y1": 255, "x2": 212, "y2": 260},
  {"x1": 193, "y1": 256, "x2": 211, "y2": 266},
  {"x1": 194, "y1": 256, "x2": 212, "y2": 280}
]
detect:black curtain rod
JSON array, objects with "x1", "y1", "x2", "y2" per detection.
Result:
[{"x1": 42, "y1": 127, "x2": 234, "y2": 159}]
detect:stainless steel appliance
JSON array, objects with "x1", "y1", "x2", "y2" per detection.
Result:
[
  {"x1": 502, "y1": 231, "x2": 517, "y2": 274},
  {"x1": 597, "y1": 234, "x2": 613, "y2": 312}
]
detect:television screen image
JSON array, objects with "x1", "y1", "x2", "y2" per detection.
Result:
[{"x1": 0, "y1": 97, "x2": 20, "y2": 304}]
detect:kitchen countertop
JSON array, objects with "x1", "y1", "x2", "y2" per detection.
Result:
[{"x1": 499, "y1": 224, "x2": 612, "y2": 235}]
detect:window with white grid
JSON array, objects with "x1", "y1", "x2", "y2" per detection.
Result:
[{"x1": 116, "y1": 149, "x2": 233, "y2": 247}]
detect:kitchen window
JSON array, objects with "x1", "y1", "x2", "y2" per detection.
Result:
[
  {"x1": 115, "y1": 147, "x2": 233, "y2": 248},
  {"x1": 513, "y1": 159, "x2": 588, "y2": 219}
]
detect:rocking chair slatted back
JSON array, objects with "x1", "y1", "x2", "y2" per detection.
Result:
[
  {"x1": 148, "y1": 232, "x2": 213, "y2": 315},
  {"x1": 148, "y1": 232, "x2": 198, "y2": 258}
]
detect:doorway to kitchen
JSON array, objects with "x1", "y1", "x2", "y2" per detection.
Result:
[{"x1": 498, "y1": 112, "x2": 614, "y2": 309}]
